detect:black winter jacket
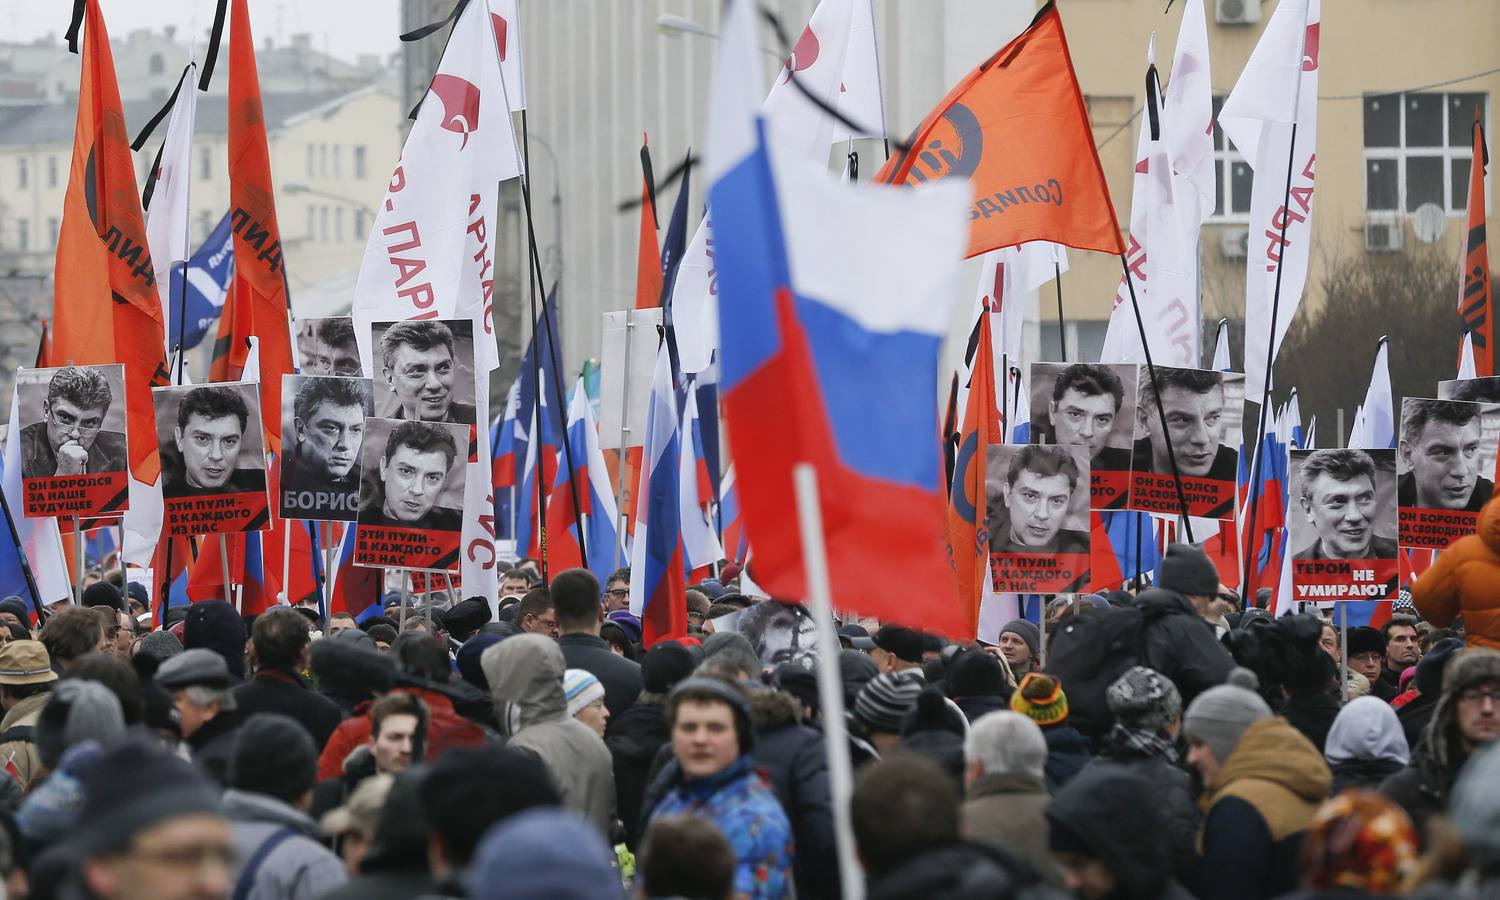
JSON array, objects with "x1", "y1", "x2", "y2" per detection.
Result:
[
  {"x1": 233, "y1": 667, "x2": 344, "y2": 749},
  {"x1": 1083, "y1": 741, "x2": 1197, "y2": 883},
  {"x1": 557, "y1": 633, "x2": 642, "y2": 720},
  {"x1": 1134, "y1": 589, "x2": 1237, "y2": 708},
  {"x1": 1039, "y1": 724, "x2": 1090, "y2": 792},
  {"x1": 748, "y1": 690, "x2": 839, "y2": 900},
  {"x1": 607, "y1": 699, "x2": 670, "y2": 850}
]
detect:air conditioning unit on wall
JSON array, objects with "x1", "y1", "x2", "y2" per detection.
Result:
[
  {"x1": 1220, "y1": 228, "x2": 1250, "y2": 259},
  {"x1": 1365, "y1": 216, "x2": 1403, "y2": 253},
  {"x1": 1216, "y1": 0, "x2": 1262, "y2": 25}
]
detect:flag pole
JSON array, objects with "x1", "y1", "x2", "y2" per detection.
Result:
[
  {"x1": 218, "y1": 533, "x2": 235, "y2": 612},
  {"x1": 792, "y1": 463, "x2": 865, "y2": 900},
  {"x1": 1053, "y1": 262, "x2": 1067, "y2": 362},
  {"x1": 612, "y1": 311, "x2": 637, "y2": 570},
  {"x1": 1240, "y1": 120, "x2": 1302, "y2": 599},
  {"x1": 72, "y1": 516, "x2": 84, "y2": 601}
]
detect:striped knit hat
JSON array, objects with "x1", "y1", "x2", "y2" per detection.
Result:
[
  {"x1": 563, "y1": 669, "x2": 605, "y2": 718},
  {"x1": 852, "y1": 672, "x2": 923, "y2": 735},
  {"x1": 1010, "y1": 672, "x2": 1069, "y2": 726}
]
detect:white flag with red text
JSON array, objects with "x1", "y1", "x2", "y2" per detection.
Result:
[
  {"x1": 351, "y1": 0, "x2": 522, "y2": 605},
  {"x1": 1220, "y1": 0, "x2": 1320, "y2": 400}
]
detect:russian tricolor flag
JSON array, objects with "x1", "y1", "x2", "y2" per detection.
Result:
[
  {"x1": 628, "y1": 344, "x2": 687, "y2": 646},
  {"x1": 707, "y1": 0, "x2": 970, "y2": 634},
  {"x1": 329, "y1": 524, "x2": 382, "y2": 621},
  {"x1": 546, "y1": 377, "x2": 623, "y2": 583}
]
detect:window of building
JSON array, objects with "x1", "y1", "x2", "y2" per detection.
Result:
[
  {"x1": 333, "y1": 145, "x2": 342, "y2": 179},
  {"x1": 200, "y1": 145, "x2": 212, "y2": 181},
  {"x1": 1209, "y1": 96, "x2": 1249, "y2": 221},
  {"x1": 306, "y1": 144, "x2": 315, "y2": 178},
  {"x1": 46, "y1": 156, "x2": 57, "y2": 188},
  {"x1": 199, "y1": 211, "x2": 213, "y2": 242},
  {"x1": 319, "y1": 145, "x2": 328, "y2": 178},
  {"x1": 149, "y1": 53, "x2": 164, "y2": 75},
  {"x1": 16, "y1": 158, "x2": 27, "y2": 190},
  {"x1": 354, "y1": 145, "x2": 367, "y2": 179},
  {"x1": 1363, "y1": 92, "x2": 1488, "y2": 215},
  {"x1": 320, "y1": 205, "x2": 329, "y2": 241},
  {"x1": 307, "y1": 206, "x2": 316, "y2": 239},
  {"x1": 335, "y1": 207, "x2": 344, "y2": 241},
  {"x1": 17, "y1": 219, "x2": 29, "y2": 251},
  {"x1": 47, "y1": 217, "x2": 58, "y2": 246}
]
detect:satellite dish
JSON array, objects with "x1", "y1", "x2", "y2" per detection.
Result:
[{"x1": 1412, "y1": 203, "x2": 1447, "y2": 244}]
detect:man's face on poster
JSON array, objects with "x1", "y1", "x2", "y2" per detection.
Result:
[
  {"x1": 302, "y1": 336, "x2": 361, "y2": 378},
  {"x1": 1003, "y1": 467, "x2": 1072, "y2": 549},
  {"x1": 1049, "y1": 388, "x2": 1116, "y2": 458},
  {"x1": 383, "y1": 342, "x2": 455, "y2": 421},
  {"x1": 1147, "y1": 385, "x2": 1225, "y2": 477},
  {"x1": 44, "y1": 396, "x2": 107, "y2": 455},
  {"x1": 1302, "y1": 472, "x2": 1376, "y2": 559},
  {"x1": 174, "y1": 413, "x2": 243, "y2": 490},
  {"x1": 1403, "y1": 418, "x2": 1482, "y2": 510},
  {"x1": 379, "y1": 444, "x2": 449, "y2": 523},
  {"x1": 295, "y1": 401, "x2": 365, "y2": 480}
]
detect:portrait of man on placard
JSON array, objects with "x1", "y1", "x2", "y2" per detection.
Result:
[
  {"x1": 279, "y1": 374, "x2": 374, "y2": 521},
  {"x1": 371, "y1": 319, "x2": 476, "y2": 424},
  {"x1": 1030, "y1": 361, "x2": 1136, "y2": 509},
  {"x1": 357, "y1": 419, "x2": 465, "y2": 532},
  {"x1": 157, "y1": 384, "x2": 267, "y2": 499},
  {"x1": 987, "y1": 444, "x2": 1090, "y2": 555},
  {"x1": 1132, "y1": 366, "x2": 1238, "y2": 480},
  {"x1": 18, "y1": 365, "x2": 128, "y2": 479},
  {"x1": 1291, "y1": 448, "x2": 1398, "y2": 561},
  {"x1": 1397, "y1": 398, "x2": 1494, "y2": 513},
  {"x1": 296, "y1": 316, "x2": 362, "y2": 377}
]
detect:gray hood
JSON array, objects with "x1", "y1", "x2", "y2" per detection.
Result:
[
  {"x1": 1453, "y1": 742, "x2": 1500, "y2": 867},
  {"x1": 481, "y1": 633, "x2": 567, "y2": 733},
  {"x1": 1325, "y1": 695, "x2": 1410, "y2": 766}
]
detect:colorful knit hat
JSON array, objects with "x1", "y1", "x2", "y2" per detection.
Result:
[
  {"x1": 1010, "y1": 672, "x2": 1069, "y2": 726},
  {"x1": 562, "y1": 669, "x2": 605, "y2": 718},
  {"x1": 1302, "y1": 790, "x2": 1417, "y2": 893}
]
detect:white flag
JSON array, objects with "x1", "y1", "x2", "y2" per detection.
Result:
[
  {"x1": 1211, "y1": 319, "x2": 1231, "y2": 371},
  {"x1": 1220, "y1": 0, "x2": 1321, "y2": 400},
  {"x1": 126, "y1": 63, "x2": 198, "y2": 573},
  {"x1": 678, "y1": 377, "x2": 722, "y2": 570},
  {"x1": 676, "y1": 0, "x2": 889, "y2": 374},
  {"x1": 1352, "y1": 339, "x2": 1395, "y2": 449},
  {"x1": 1164, "y1": 0, "x2": 1215, "y2": 222},
  {"x1": 3, "y1": 388, "x2": 72, "y2": 607},
  {"x1": 352, "y1": 0, "x2": 523, "y2": 606},
  {"x1": 1459, "y1": 332, "x2": 1478, "y2": 380},
  {"x1": 959, "y1": 242, "x2": 1067, "y2": 420},
  {"x1": 489, "y1": 0, "x2": 526, "y2": 112},
  {"x1": 1100, "y1": 56, "x2": 1200, "y2": 370}
]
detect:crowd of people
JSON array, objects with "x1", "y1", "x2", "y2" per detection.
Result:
[{"x1": 0, "y1": 541, "x2": 1494, "y2": 900}]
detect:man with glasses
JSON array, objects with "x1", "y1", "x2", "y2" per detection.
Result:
[
  {"x1": 602, "y1": 567, "x2": 631, "y2": 613},
  {"x1": 1383, "y1": 648, "x2": 1500, "y2": 834},
  {"x1": 516, "y1": 588, "x2": 560, "y2": 638},
  {"x1": 21, "y1": 366, "x2": 127, "y2": 478}
]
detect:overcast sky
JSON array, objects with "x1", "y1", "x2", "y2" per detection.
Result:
[{"x1": 1, "y1": 0, "x2": 402, "y2": 63}]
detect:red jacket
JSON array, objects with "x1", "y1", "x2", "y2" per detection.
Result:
[{"x1": 316, "y1": 686, "x2": 488, "y2": 780}]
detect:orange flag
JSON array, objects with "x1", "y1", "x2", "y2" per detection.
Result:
[
  {"x1": 876, "y1": 2, "x2": 1124, "y2": 258},
  {"x1": 225, "y1": 0, "x2": 294, "y2": 453},
  {"x1": 1459, "y1": 111, "x2": 1493, "y2": 376},
  {"x1": 945, "y1": 303, "x2": 1001, "y2": 636},
  {"x1": 634, "y1": 137, "x2": 662, "y2": 309},
  {"x1": 51, "y1": 0, "x2": 171, "y2": 482}
]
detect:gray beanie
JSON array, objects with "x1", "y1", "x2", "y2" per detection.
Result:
[
  {"x1": 1107, "y1": 666, "x2": 1183, "y2": 733},
  {"x1": 1181, "y1": 669, "x2": 1270, "y2": 764},
  {"x1": 853, "y1": 672, "x2": 923, "y2": 735},
  {"x1": 1159, "y1": 543, "x2": 1220, "y2": 597},
  {"x1": 36, "y1": 680, "x2": 126, "y2": 769},
  {"x1": 702, "y1": 631, "x2": 757, "y2": 661},
  {"x1": 1000, "y1": 619, "x2": 1041, "y2": 657},
  {"x1": 135, "y1": 630, "x2": 185, "y2": 662}
]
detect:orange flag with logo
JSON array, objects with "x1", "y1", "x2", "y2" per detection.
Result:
[
  {"x1": 51, "y1": 0, "x2": 171, "y2": 482},
  {"x1": 225, "y1": 0, "x2": 294, "y2": 453},
  {"x1": 945, "y1": 303, "x2": 1001, "y2": 636},
  {"x1": 1459, "y1": 111, "x2": 1492, "y2": 376},
  {"x1": 876, "y1": 2, "x2": 1124, "y2": 258}
]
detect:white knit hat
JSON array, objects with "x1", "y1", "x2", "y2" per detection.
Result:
[{"x1": 563, "y1": 669, "x2": 605, "y2": 718}]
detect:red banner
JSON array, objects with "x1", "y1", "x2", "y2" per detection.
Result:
[{"x1": 354, "y1": 524, "x2": 461, "y2": 572}]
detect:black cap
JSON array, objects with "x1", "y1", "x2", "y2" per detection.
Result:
[
  {"x1": 873, "y1": 625, "x2": 924, "y2": 664},
  {"x1": 231, "y1": 713, "x2": 318, "y2": 804},
  {"x1": 1346, "y1": 626, "x2": 1385, "y2": 658},
  {"x1": 442, "y1": 598, "x2": 493, "y2": 641},
  {"x1": 76, "y1": 739, "x2": 221, "y2": 855},
  {"x1": 641, "y1": 642, "x2": 696, "y2": 694}
]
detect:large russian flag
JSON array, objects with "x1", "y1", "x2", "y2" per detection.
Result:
[
  {"x1": 707, "y1": 0, "x2": 969, "y2": 634},
  {"x1": 628, "y1": 344, "x2": 687, "y2": 646}
]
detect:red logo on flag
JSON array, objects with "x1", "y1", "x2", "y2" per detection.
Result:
[
  {"x1": 492, "y1": 14, "x2": 508, "y2": 62},
  {"x1": 430, "y1": 74, "x2": 481, "y2": 150},
  {"x1": 782, "y1": 26, "x2": 819, "y2": 83},
  {"x1": 1301, "y1": 23, "x2": 1320, "y2": 71}
]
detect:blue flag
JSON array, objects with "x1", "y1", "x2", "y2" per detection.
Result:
[{"x1": 166, "y1": 212, "x2": 235, "y2": 351}]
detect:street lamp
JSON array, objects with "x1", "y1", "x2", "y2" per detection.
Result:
[
  {"x1": 522, "y1": 133, "x2": 564, "y2": 285},
  {"x1": 282, "y1": 182, "x2": 378, "y2": 217},
  {"x1": 656, "y1": 13, "x2": 783, "y2": 58}
]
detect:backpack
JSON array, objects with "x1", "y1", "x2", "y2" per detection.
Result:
[{"x1": 1042, "y1": 605, "x2": 1165, "y2": 741}]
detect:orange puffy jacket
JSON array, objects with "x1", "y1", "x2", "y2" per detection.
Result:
[{"x1": 1412, "y1": 494, "x2": 1500, "y2": 651}]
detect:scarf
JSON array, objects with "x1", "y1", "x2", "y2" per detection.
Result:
[{"x1": 1104, "y1": 722, "x2": 1180, "y2": 765}]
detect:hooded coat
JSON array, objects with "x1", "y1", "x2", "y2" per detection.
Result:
[
  {"x1": 961, "y1": 771, "x2": 1058, "y2": 882},
  {"x1": 1195, "y1": 716, "x2": 1332, "y2": 900},
  {"x1": 1324, "y1": 696, "x2": 1410, "y2": 795},
  {"x1": 747, "y1": 688, "x2": 837, "y2": 900},
  {"x1": 481, "y1": 634, "x2": 616, "y2": 836},
  {"x1": 222, "y1": 789, "x2": 348, "y2": 900},
  {"x1": 1134, "y1": 589, "x2": 1237, "y2": 709},
  {"x1": 1412, "y1": 495, "x2": 1500, "y2": 649},
  {"x1": 1046, "y1": 766, "x2": 1196, "y2": 900}
]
